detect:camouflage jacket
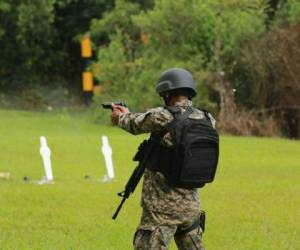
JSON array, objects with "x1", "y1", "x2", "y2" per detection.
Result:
[{"x1": 118, "y1": 99, "x2": 215, "y2": 215}]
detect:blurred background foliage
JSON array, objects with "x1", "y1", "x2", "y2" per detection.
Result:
[{"x1": 0, "y1": 0, "x2": 300, "y2": 138}]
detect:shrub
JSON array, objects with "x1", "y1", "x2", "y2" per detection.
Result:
[
  {"x1": 90, "y1": 0, "x2": 266, "y2": 116},
  {"x1": 235, "y1": 21, "x2": 300, "y2": 138}
]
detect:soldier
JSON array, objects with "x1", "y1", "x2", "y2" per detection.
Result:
[{"x1": 111, "y1": 68, "x2": 216, "y2": 250}]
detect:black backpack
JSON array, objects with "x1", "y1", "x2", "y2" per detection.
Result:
[{"x1": 159, "y1": 106, "x2": 219, "y2": 189}]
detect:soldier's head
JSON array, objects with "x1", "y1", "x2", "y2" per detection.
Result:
[{"x1": 156, "y1": 68, "x2": 196, "y2": 105}]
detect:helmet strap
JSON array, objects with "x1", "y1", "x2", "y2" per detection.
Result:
[{"x1": 161, "y1": 92, "x2": 172, "y2": 106}]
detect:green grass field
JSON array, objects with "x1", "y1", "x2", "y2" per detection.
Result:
[{"x1": 0, "y1": 109, "x2": 299, "y2": 250}]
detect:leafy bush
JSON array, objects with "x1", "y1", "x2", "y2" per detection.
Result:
[
  {"x1": 235, "y1": 21, "x2": 300, "y2": 138},
  {"x1": 90, "y1": 0, "x2": 266, "y2": 116},
  {"x1": 275, "y1": 0, "x2": 300, "y2": 25}
]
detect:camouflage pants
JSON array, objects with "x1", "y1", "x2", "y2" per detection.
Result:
[{"x1": 133, "y1": 209, "x2": 205, "y2": 250}]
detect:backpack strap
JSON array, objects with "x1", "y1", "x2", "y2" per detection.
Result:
[
  {"x1": 200, "y1": 109, "x2": 214, "y2": 127},
  {"x1": 166, "y1": 106, "x2": 194, "y2": 130},
  {"x1": 165, "y1": 106, "x2": 181, "y2": 119},
  {"x1": 201, "y1": 109, "x2": 210, "y2": 119}
]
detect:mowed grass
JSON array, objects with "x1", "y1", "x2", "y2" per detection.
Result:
[{"x1": 0, "y1": 109, "x2": 299, "y2": 250}]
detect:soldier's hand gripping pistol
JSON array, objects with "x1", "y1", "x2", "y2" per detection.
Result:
[{"x1": 101, "y1": 101, "x2": 127, "y2": 110}]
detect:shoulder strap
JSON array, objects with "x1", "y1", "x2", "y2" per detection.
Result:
[
  {"x1": 165, "y1": 106, "x2": 181, "y2": 119},
  {"x1": 200, "y1": 109, "x2": 213, "y2": 127},
  {"x1": 166, "y1": 106, "x2": 194, "y2": 130}
]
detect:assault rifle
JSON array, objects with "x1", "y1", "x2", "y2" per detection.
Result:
[
  {"x1": 112, "y1": 139, "x2": 155, "y2": 220},
  {"x1": 101, "y1": 101, "x2": 127, "y2": 110}
]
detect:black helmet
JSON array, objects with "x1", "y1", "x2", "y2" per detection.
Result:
[{"x1": 156, "y1": 68, "x2": 197, "y2": 97}]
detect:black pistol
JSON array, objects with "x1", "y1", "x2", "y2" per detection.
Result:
[{"x1": 101, "y1": 101, "x2": 127, "y2": 110}]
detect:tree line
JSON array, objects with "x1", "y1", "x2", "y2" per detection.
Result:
[{"x1": 0, "y1": 0, "x2": 300, "y2": 138}]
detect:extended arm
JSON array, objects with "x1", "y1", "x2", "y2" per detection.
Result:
[{"x1": 111, "y1": 105, "x2": 173, "y2": 135}]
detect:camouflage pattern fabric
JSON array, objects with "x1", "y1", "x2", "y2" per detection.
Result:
[
  {"x1": 118, "y1": 99, "x2": 214, "y2": 249},
  {"x1": 133, "y1": 209, "x2": 205, "y2": 250}
]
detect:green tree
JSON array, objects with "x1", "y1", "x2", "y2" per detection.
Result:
[
  {"x1": 0, "y1": 0, "x2": 11, "y2": 38},
  {"x1": 274, "y1": 0, "x2": 300, "y2": 25},
  {"x1": 0, "y1": 0, "x2": 113, "y2": 88},
  {"x1": 90, "y1": 0, "x2": 266, "y2": 112}
]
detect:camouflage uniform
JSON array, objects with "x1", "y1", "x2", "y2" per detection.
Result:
[{"x1": 118, "y1": 99, "x2": 215, "y2": 250}]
